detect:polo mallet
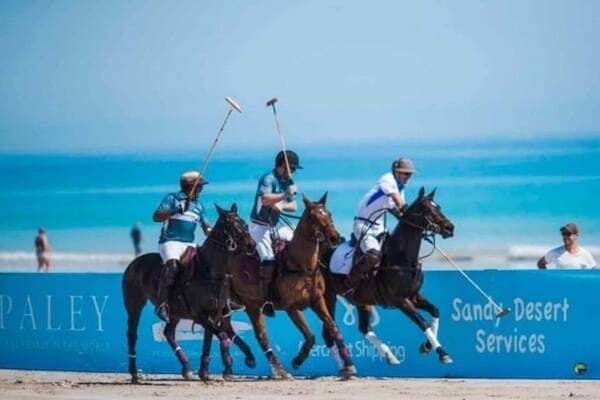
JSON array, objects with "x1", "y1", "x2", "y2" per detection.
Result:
[
  {"x1": 265, "y1": 97, "x2": 292, "y2": 177},
  {"x1": 435, "y1": 245, "x2": 511, "y2": 318},
  {"x1": 186, "y1": 97, "x2": 242, "y2": 203},
  {"x1": 200, "y1": 96, "x2": 243, "y2": 175}
]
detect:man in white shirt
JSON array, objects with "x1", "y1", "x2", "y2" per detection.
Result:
[
  {"x1": 346, "y1": 157, "x2": 415, "y2": 291},
  {"x1": 537, "y1": 223, "x2": 596, "y2": 269}
]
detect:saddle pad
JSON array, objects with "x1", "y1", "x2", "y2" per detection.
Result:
[
  {"x1": 329, "y1": 241, "x2": 355, "y2": 275},
  {"x1": 240, "y1": 254, "x2": 260, "y2": 285}
]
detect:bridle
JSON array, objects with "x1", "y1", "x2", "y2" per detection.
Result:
[
  {"x1": 304, "y1": 205, "x2": 337, "y2": 246},
  {"x1": 207, "y1": 215, "x2": 252, "y2": 254}
]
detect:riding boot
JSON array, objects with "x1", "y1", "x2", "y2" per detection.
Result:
[
  {"x1": 344, "y1": 249, "x2": 381, "y2": 294},
  {"x1": 155, "y1": 259, "x2": 180, "y2": 322},
  {"x1": 259, "y1": 260, "x2": 276, "y2": 317}
]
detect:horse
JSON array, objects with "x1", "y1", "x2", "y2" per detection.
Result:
[
  {"x1": 122, "y1": 203, "x2": 257, "y2": 383},
  {"x1": 200, "y1": 193, "x2": 357, "y2": 379},
  {"x1": 321, "y1": 187, "x2": 455, "y2": 366}
]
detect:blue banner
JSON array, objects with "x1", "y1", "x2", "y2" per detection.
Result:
[{"x1": 0, "y1": 270, "x2": 598, "y2": 379}]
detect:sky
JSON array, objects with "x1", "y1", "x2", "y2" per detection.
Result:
[{"x1": 1, "y1": 0, "x2": 599, "y2": 153}]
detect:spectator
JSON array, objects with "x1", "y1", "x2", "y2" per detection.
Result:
[
  {"x1": 131, "y1": 223, "x2": 142, "y2": 256},
  {"x1": 537, "y1": 223, "x2": 596, "y2": 269},
  {"x1": 34, "y1": 227, "x2": 52, "y2": 272}
]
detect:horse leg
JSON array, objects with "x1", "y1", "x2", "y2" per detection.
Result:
[
  {"x1": 125, "y1": 296, "x2": 145, "y2": 383},
  {"x1": 311, "y1": 296, "x2": 356, "y2": 379},
  {"x1": 222, "y1": 316, "x2": 256, "y2": 368},
  {"x1": 358, "y1": 305, "x2": 400, "y2": 365},
  {"x1": 217, "y1": 328, "x2": 234, "y2": 381},
  {"x1": 197, "y1": 316, "x2": 234, "y2": 381},
  {"x1": 321, "y1": 289, "x2": 344, "y2": 371},
  {"x1": 285, "y1": 309, "x2": 315, "y2": 369},
  {"x1": 412, "y1": 292, "x2": 440, "y2": 355},
  {"x1": 396, "y1": 297, "x2": 452, "y2": 364},
  {"x1": 163, "y1": 319, "x2": 194, "y2": 379},
  {"x1": 199, "y1": 327, "x2": 212, "y2": 381},
  {"x1": 246, "y1": 306, "x2": 292, "y2": 380}
]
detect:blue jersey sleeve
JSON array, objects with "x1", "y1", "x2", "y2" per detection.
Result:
[
  {"x1": 257, "y1": 174, "x2": 275, "y2": 196},
  {"x1": 155, "y1": 193, "x2": 179, "y2": 215}
]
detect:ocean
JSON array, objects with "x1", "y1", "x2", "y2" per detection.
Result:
[{"x1": 1, "y1": 136, "x2": 599, "y2": 272}]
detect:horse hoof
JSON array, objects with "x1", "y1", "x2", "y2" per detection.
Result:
[
  {"x1": 182, "y1": 367, "x2": 194, "y2": 380},
  {"x1": 130, "y1": 374, "x2": 141, "y2": 384},
  {"x1": 292, "y1": 357, "x2": 302, "y2": 370},
  {"x1": 245, "y1": 357, "x2": 256, "y2": 368},
  {"x1": 440, "y1": 355, "x2": 453, "y2": 364},
  {"x1": 385, "y1": 353, "x2": 401, "y2": 365},
  {"x1": 340, "y1": 366, "x2": 356, "y2": 380},
  {"x1": 223, "y1": 373, "x2": 234, "y2": 382},
  {"x1": 199, "y1": 370, "x2": 210, "y2": 382},
  {"x1": 270, "y1": 363, "x2": 293, "y2": 380},
  {"x1": 420, "y1": 341, "x2": 432, "y2": 355}
]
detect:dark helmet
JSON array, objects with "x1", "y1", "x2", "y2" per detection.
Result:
[
  {"x1": 391, "y1": 158, "x2": 416, "y2": 174},
  {"x1": 180, "y1": 171, "x2": 208, "y2": 193},
  {"x1": 275, "y1": 150, "x2": 302, "y2": 170}
]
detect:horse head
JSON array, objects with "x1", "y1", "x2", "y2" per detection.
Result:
[
  {"x1": 213, "y1": 203, "x2": 256, "y2": 255},
  {"x1": 301, "y1": 192, "x2": 341, "y2": 247},
  {"x1": 402, "y1": 187, "x2": 454, "y2": 239}
]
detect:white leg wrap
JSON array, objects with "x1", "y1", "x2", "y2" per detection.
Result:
[
  {"x1": 431, "y1": 318, "x2": 439, "y2": 338},
  {"x1": 366, "y1": 331, "x2": 400, "y2": 364},
  {"x1": 425, "y1": 327, "x2": 441, "y2": 350},
  {"x1": 328, "y1": 345, "x2": 344, "y2": 370}
]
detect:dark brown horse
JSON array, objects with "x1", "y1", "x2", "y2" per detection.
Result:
[
  {"x1": 321, "y1": 187, "x2": 455, "y2": 366},
  {"x1": 202, "y1": 193, "x2": 356, "y2": 379},
  {"x1": 122, "y1": 204, "x2": 256, "y2": 383}
]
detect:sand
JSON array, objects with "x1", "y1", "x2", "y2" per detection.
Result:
[{"x1": 1, "y1": 369, "x2": 598, "y2": 400}]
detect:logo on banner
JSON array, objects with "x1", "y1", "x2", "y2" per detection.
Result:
[
  {"x1": 151, "y1": 319, "x2": 253, "y2": 342},
  {"x1": 451, "y1": 296, "x2": 571, "y2": 354}
]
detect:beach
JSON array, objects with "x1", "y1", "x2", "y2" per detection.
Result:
[{"x1": 1, "y1": 370, "x2": 599, "y2": 400}]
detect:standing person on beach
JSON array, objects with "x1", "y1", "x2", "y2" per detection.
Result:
[
  {"x1": 249, "y1": 150, "x2": 300, "y2": 317},
  {"x1": 34, "y1": 227, "x2": 52, "y2": 272},
  {"x1": 130, "y1": 223, "x2": 142, "y2": 256},
  {"x1": 537, "y1": 223, "x2": 596, "y2": 269},
  {"x1": 346, "y1": 157, "x2": 416, "y2": 291},
  {"x1": 152, "y1": 171, "x2": 212, "y2": 322}
]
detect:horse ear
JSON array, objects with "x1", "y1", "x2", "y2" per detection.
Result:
[
  {"x1": 215, "y1": 204, "x2": 225, "y2": 217},
  {"x1": 418, "y1": 187, "x2": 425, "y2": 198},
  {"x1": 427, "y1": 188, "x2": 437, "y2": 199},
  {"x1": 302, "y1": 194, "x2": 311, "y2": 208},
  {"x1": 231, "y1": 203, "x2": 238, "y2": 213},
  {"x1": 318, "y1": 191, "x2": 328, "y2": 205}
]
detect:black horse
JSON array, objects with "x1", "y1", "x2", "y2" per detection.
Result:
[
  {"x1": 122, "y1": 204, "x2": 256, "y2": 383},
  {"x1": 321, "y1": 187, "x2": 455, "y2": 366}
]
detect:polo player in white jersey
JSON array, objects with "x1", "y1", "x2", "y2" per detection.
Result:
[{"x1": 346, "y1": 158, "x2": 416, "y2": 291}]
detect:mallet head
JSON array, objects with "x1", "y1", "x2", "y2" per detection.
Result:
[
  {"x1": 496, "y1": 308, "x2": 511, "y2": 318},
  {"x1": 266, "y1": 97, "x2": 278, "y2": 107},
  {"x1": 225, "y1": 97, "x2": 242, "y2": 113}
]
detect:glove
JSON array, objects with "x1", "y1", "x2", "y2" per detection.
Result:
[
  {"x1": 285, "y1": 184, "x2": 297, "y2": 202},
  {"x1": 389, "y1": 204, "x2": 407, "y2": 220}
]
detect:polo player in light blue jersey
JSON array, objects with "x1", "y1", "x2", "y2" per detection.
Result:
[
  {"x1": 249, "y1": 150, "x2": 301, "y2": 317},
  {"x1": 152, "y1": 171, "x2": 211, "y2": 322}
]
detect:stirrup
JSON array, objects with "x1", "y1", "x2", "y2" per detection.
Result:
[
  {"x1": 223, "y1": 299, "x2": 246, "y2": 318},
  {"x1": 260, "y1": 301, "x2": 275, "y2": 318}
]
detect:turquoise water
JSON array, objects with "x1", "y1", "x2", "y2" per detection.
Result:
[{"x1": 0, "y1": 136, "x2": 599, "y2": 266}]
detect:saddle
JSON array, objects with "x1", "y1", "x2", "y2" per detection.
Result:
[{"x1": 238, "y1": 240, "x2": 291, "y2": 285}]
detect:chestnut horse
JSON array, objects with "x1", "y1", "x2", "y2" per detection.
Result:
[
  {"x1": 321, "y1": 188, "x2": 455, "y2": 366},
  {"x1": 201, "y1": 193, "x2": 356, "y2": 379}
]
